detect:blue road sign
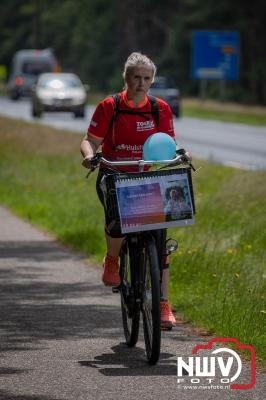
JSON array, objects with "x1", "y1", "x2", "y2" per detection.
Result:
[{"x1": 192, "y1": 31, "x2": 240, "y2": 80}]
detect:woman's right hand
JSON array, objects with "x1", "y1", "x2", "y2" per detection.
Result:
[
  {"x1": 80, "y1": 135, "x2": 101, "y2": 169},
  {"x1": 82, "y1": 155, "x2": 93, "y2": 169}
]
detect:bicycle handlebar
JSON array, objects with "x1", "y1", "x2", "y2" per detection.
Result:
[
  {"x1": 101, "y1": 154, "x2": 184, "y2": 167},
  {"x1": 87, "y1": 148, "x2": 195, "y2": 177}
]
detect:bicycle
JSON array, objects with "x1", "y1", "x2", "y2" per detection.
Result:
[{"x1": 88, "y1": 151, "x2": 195, "y2": 365}]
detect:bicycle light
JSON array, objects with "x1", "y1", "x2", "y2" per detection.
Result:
[{"x1": 166, "y1": 238, "x2": 178, "y2": 254}]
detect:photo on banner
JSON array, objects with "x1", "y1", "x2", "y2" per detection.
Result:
[{"x1": 115, "y1": 171, "x2": 194, "y2": 233}]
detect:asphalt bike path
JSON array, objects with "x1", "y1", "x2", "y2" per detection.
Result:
[{"x1": 0, "y1": 206, "x2": 264, "y2": 400}]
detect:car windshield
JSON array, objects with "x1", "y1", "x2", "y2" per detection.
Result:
[
  {"x1": 22, "y1": 61, "x2": 52, "y2": 76},
  {"x1": 39, "y1": 77, "x2": 81, "y2": 89}
]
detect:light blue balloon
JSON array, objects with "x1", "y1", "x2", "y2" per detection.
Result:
[{"x1": 143, "y1": 132, "x2": 176, "y2": 161}]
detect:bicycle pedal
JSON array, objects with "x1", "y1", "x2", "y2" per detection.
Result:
[{"x1": 112, "y1": 286, "x2": 120, "y2": 293}]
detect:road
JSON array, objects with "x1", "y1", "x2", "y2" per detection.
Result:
[
  {"x1": 0, "y1": 96, "x2": 266, "y2": 170},
  {"x1": 0, "y1": 206, "x2": 265, "y2": 400}
]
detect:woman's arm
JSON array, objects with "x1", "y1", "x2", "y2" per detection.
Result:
[{"x1": 80, "y1": 135, "x2": 102, "y2": 168}]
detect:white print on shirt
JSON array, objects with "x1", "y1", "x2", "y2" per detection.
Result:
[
  {"x1": 116, "y1": 144, "x2": 142, "y2": 151},
  {"x1": 90, "y1": 120, "x2": 97, "y2": 128},
  {"x1": 136, "y1": 120, "x2": 155, "y2": 132}
]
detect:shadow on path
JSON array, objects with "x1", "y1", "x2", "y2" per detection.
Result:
[
  {"x1": 0, "y1": 390, "x2": 63, "y2": 400},
  {"x1": 79, "y1": 343, "x2": 178, "y2": 376},
  {"x1": 0, "y1": 238, "x2": 197, "y2": 381},
  {"x1": 0, "y1": 240, "x2": 81, "y2": 262},
  {"x1": 0, "y1": 240, "x2": 121, "y2": 355}
]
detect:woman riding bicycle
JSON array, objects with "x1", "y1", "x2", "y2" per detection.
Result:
[{"x1": 80, "y1": 52, "x2": 191, "y2": 329}]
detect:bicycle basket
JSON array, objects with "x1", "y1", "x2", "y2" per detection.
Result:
[{"x1": 104, "y1": 168, "x2": 195, "y2": 234}]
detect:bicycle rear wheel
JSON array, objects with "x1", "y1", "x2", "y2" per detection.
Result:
[
  {"x1": 120, "y1": 241, "x2": 140, "y2": 347},
  {"x1": 142, "y1": 237, "x2": 161, "y2": 365}
]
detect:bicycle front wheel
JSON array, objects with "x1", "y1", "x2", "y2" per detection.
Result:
[
  {"x1": 120, "y1": 241, "x2": 140, "y2": 347},
  {"x1": 142, "y1": 236, "x2": 161, "y2": 365}
]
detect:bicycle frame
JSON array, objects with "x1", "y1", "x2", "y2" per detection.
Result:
[
  {"x1": 124, "y1": 231, "x2": 164, "y2": 305},
  {"x1": 119, "y1": 229, "x2": 162, "y2": 364}
]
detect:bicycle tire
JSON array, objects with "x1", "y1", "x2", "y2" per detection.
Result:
[
  {"x1": 120, "y1": 241, "x2": 140, "y2": 347},
  {"x1": 142, "y1": 236, "x2": 161, "y2": 365}
]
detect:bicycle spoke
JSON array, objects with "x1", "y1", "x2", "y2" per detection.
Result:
[
  {"x1": 142, "y1": 237, "x2": 161, "y2": 365},
  {"x1": 143, "y1": 304, "x2": 153, "y2": 338},
  {"x1": 120, "y1": 241, "x2": 140, "y2": 347}
]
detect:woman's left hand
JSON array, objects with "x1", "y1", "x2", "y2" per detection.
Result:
[{"x1": 184, "y1": 151, "x2": 192, "y2": 161}]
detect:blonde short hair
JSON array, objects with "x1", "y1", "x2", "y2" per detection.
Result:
[{"x1": 122, "y1": 52, "x2": 157, "y2": 81}]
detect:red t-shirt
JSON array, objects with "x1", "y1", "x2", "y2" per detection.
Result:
[{"x1": 87, "y1": 90, "x2": 175, "y2": 170}]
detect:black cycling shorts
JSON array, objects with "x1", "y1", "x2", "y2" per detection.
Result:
[{"x1": 96, "y1": 168, "x2": 124, "y2": 238}]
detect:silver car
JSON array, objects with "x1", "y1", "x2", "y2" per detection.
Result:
[
  {"x1": 148, "y1": 76, "x2": 181, "y2": 118},
  {"x1": 31, "y1": 72, "x2": 88, "y2": 118}
]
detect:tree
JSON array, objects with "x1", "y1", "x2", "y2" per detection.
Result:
[{"x1": 1, "y1": 0, "x2": 265, "y2": 103}]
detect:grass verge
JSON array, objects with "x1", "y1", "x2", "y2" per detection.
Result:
[
  {"x1": 182, "y1": 98, "x2": 266, "y2": 126},
  {"x1": 0, "y1": 116, "x2": 265, "y2": 364}
]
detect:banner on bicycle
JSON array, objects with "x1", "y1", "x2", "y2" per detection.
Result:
[{"x1": 114, "y1": 169, "x2": 195, "y2": 233}]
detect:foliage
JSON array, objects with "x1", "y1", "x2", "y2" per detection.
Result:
[{"x1": 0, "y1": 1, "x2": 265, "y2": 103}]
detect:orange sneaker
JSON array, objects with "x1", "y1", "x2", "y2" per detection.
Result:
[
  {"x1": 102, "y1": 255, "x2": 120, "y2": 286},
  {"x1": 160, "y1": 300, "x2": 177, "y2": 329}
]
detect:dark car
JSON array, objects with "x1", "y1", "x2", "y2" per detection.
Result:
[
  {"x1": 8, "y1": 49, "x2": 59, "y2": 100},
  {"x1": 31, "y1": 73, "x2": 88, "y2": 118},
  {"x1": 148, "y1": 76, "x2": 181, "y2": 118}
]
